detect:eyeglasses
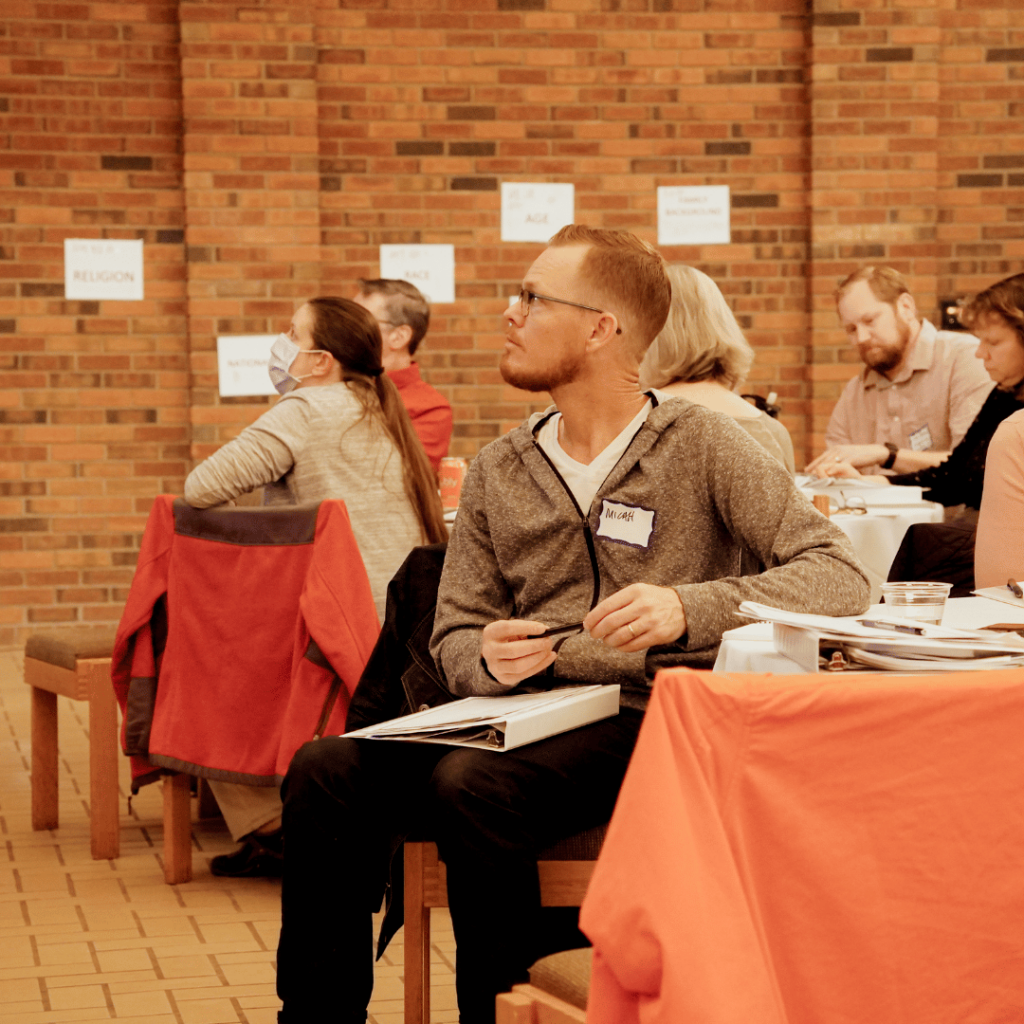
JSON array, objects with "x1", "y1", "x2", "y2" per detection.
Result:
[{"x1": 515, "y1": 289, "x2": 622, "y2": 333}]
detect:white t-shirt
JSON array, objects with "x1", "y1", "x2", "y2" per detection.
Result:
[{"x1": 536, "y1": 400, "x2": 653, "y2": 512}]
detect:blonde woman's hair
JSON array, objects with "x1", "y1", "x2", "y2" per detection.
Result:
[{"x1": 639, "y1": 265, "x2": 754, "y2": 390}]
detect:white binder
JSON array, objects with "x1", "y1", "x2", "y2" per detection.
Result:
[{"x1": 342, "y1": 685, "x2": 620, "y2": 752}]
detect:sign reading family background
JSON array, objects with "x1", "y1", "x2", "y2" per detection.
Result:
[
  {"x1": 216, "y1": 335, "x2": 278, "y2": 398},
  {"x1": 64, "y1": 239, "x2": 144, "y2": 300},
  {"x1": 379, "y1": 244, "x2": 455, "y2": 304},
  {"x1": 657, "y1": 186, "x2": 731, "y2": 246},
  {"x1": 501, "y1": 183, "x2": 574, "y2": 243}
]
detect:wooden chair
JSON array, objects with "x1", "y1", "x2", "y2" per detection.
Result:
[
  {"x1": 403, "y1": 827, "x2": 604, "y2": 1024},
  {"x1": 496, "y1": 948, "x2": 590, "y2": 1023},
  {"x1": 24, "y1": 628, "x2": 202, "y2": 883}
]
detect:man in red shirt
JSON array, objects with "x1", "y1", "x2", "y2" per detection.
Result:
[{"x1": 354, "y1": 278, "x2": 453, "y2": 473}]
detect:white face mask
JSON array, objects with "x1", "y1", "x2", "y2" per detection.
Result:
[{"x1": 267, "y1": 333, "x2": 327, "y2": 395}]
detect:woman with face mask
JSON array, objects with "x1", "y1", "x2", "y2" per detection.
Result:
[
  {"x1": 185, "y1": 296, "x2": 447, "y2": 605},
  {"x1": 183, "y1": 297, "x2": 448, "y2": 877}
]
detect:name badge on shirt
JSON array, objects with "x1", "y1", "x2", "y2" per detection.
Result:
[
  {"x1": 908, "y1": 424, "x2": 933, "y2": 451},
  {"x1": 596, "y1": 500, "x2": 655, "y2": 549}
]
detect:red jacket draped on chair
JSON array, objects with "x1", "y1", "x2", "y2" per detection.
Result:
[{"x1": 111, "y1": 495, "x2": 381, "y2": 790}]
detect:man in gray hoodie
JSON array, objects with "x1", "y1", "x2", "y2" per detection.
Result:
[{"x1": 276, "y1": 226, "x2": 870, "y2": 1024}]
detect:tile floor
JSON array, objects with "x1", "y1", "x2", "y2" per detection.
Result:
[{"x1": 0, "y1": 647, "x2": 458, "y2": 1024}]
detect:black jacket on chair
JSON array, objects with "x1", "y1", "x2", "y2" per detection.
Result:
[
  {"x1": 346, "y1": 542, "x2": 456, "y2": 732},
  {"x1": 342, "y1": 542, "x2": 458, "y2": 956}
]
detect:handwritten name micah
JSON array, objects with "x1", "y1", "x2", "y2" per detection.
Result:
[{"x1": 603, "y1": 507, "x2": 634, "y2": 522}]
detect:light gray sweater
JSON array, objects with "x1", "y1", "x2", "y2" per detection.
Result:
[
  {"x1": 183, "y1": 384, "x2": 423, "y2": 619},
  {"x1": 430, "y1": 396, "x2": 870, "y2": 708}
]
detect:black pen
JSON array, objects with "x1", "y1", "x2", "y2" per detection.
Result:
[
  {"x1": 1008, "y1": 579, "x2": 1023, "y2": 600},
  {"x1": 531, "y1": 622, "x2": 585, "y2": 638},
  {"x1": 858, "y1": 618, "x2": 928, "y2": 636}
]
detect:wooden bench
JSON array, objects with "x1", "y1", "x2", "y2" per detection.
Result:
[
  {"x1": 24, "y1": 628, "x2": 121, "y2": 860},
  {"x1": 496, "y1": 948, "x2": 590, "y2": 1023},
  {"x1": 24, "y1": 628, "x2": 200, "y2": 882}
]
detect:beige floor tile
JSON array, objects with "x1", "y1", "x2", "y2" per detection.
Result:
[
  {"x1": 47, "y1": 984, "x2": 110, "y2": 1010},
  {"x1": 108, "y1": 988, "x2": 175, "y2": 1017},
  {"x1": 174, "y1": 996, "x2": 242, "y2": 1024},
  {"x1": 154, "y1": 953, "x2": 218, "y2": 979}
]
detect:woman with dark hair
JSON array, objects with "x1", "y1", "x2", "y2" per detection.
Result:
[
  {"x1": 183, "y1": 296, "x2": 447, "y2": 876},
  {"x1": 185, "y1": 296, "x2": 447, "y2": 605}
]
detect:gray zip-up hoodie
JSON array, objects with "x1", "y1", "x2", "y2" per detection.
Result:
[{"x1": 431, "y1": 396, "x2": 870, "y2": 709}]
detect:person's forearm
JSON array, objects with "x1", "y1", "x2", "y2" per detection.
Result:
[{"x1": 889, "y1": 448, "x2": 948, "y2": 474}]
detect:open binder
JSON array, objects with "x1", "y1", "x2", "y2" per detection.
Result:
[{"x1": 341, "y1": 684, "x2": 620, "y2": 751}]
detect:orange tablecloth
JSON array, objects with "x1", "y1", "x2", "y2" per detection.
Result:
[{"x1": 580, "y1": 666, "x2": 1024, "y2": 1023}]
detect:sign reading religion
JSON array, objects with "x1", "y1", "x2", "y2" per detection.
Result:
[{"x1": 64, "y1": 239, "x2": 145, "y2": 300}]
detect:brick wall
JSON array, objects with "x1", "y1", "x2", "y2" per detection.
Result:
[{"x1": 1, "y1": 0, "x2": 1021, "y2": 643}]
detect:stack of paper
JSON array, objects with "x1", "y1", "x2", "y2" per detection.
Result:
[
  {"x1": 342, "y1": 685, "x2": 620, "y2": 751},
  {"x1": 972, "y1": 586, "x2": 1024, "y2": 611},
  {"x1": 737, "y1": 602, "x2": 1024, "y2": 673}
]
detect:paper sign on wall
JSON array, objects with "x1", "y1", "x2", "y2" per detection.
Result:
[
  {"x1": 379, "y1": 245, "x2": 455, "y2": 304},
  {"x1": 501, "y1": 183, "x2": 574, "y2": 243},
  {"x1": 216, "y1": 335, "x2": 278, "y2": 397},
  {"x1": 657, "y1": 186, "x2": 731, "y2": 246},
  {"x1": 64, "y1": 239, "x2": 144, "y2": 300}
]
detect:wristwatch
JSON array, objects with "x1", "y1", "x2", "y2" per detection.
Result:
[{"x1": 881, "y1": 442, "x2": 899, "y2": 470}]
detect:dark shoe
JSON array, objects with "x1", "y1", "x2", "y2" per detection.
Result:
[{"x1": 210, "y1": 828, "x2": 284, "y2": 878}]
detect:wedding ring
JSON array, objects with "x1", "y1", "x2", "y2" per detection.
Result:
[{"x1": 627, "y1": 623, "x2": 636, "y2": 638}]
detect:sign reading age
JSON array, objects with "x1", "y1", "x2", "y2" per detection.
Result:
[
  {"x1": 657, "y1": 186, "x2": 731, "y2": 246},
  {"x1": 64, "y1": 238, "x2": 144, "y2": 300},
  {"x1": 501, "y1": 183, "x2": 575, "y2": 243},
  {"x1": 378, "y1": 244, "x2": 455, "y2": 304}
]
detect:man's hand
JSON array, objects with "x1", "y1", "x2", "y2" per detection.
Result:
[
  {"x1": 809, "y1": 459, "x2": 864, "y2": 480},
  {"x1": 806, "y1": 444, "x2": 887, "y2": 477},
  {"x1": 583, "y1": 584, "x2": 686, "y2": 652},
  {"x1": 481, "y1": 619, "x2": 559, "y2": 688}
]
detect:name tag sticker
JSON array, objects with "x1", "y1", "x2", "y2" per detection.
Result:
[
  {"x1": 596, "y1": 500, "x2": 655, "y2": 549},
  {"x1": 909, "y1": 424, "x2": 933, "y2": 451}
]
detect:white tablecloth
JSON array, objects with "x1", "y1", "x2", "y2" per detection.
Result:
[
  {"x1": 831, "y1": 504, "x2": 944, "y2": 602},
  {"x1": 714, "y1": 596, "x2": 1019, "y2": 674},
  {"x1": 798, "y1": 481, "x2": 944, "y2": 602}
]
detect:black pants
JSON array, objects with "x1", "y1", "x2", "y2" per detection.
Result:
[{"x1": 276, "y1": 708, "x2": 643, "y2": 1024}]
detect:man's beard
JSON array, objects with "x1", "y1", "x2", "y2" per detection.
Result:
[
  {"x1": 861, "y1": 317, "x2": 911, "y2": 375},
  {"x1": 499, "y1": 347, "x2": 584, "y2": 392}
]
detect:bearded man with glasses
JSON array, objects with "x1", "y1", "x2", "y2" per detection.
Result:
[{"x1": 276, "y1": 225, "x2": 870, "y2": 1024}]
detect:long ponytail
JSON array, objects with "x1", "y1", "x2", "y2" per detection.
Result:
[
  {"x1": 373, "y1": 374, "x2": 448, "y2": 544},
  {"x1": 306, "y1": 296, "x2": 446, "y2": 544}
]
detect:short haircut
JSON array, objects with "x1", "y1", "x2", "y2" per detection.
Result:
[
  {"x1": 356, "y1": 278, "x2": 431, "y2": 355},
  {"x1": 548, "y1": 224, "x2": 671, "y2": 352},
  {"x1": 835, "y1": 265, "x2": 910, "y2": 306},
  {"x1": 639, "y1": 265, "x2": 754, "y2": 390},
  {"x1": 958, "y1": 271, "x2": 1024, "y2": 343}
]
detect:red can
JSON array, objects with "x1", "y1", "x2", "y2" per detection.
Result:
[{"x1": 439, "y1": 457, "x2": 467, "y2": 510}]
